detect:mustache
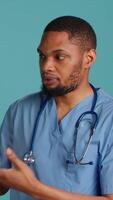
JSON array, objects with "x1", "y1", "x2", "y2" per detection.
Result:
[{"x1": 41, "y1": 73, "x2": 59, "y2": 79}]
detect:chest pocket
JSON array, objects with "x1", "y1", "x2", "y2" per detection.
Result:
[
  {"x1": 66, "y1": 140, "x2": 99, "y2": 169},
  {"x1": 64, "y1": 142, "x2": 99, "y2": 193}
]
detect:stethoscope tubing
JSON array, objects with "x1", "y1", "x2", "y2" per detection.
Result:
[{"x1": 23, "y1": 84, "x2": 98, "y2": 165}]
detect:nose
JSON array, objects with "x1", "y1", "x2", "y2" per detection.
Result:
[{"x1": 40, "y1": 57, "x2": 55, "y2": 72}]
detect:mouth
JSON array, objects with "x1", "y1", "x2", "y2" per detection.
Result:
[{"x1": 42, "y1": 75, "x2": 59, "y2": 87}]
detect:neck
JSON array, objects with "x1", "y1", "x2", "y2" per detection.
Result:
[
  {"x1": 55, "y1": 82, "x2": 93, "y2": 122},
  {"x1": 55, "y1": 83, "x2": 93, "y2": 108}
]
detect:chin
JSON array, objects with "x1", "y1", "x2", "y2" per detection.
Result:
[{"x1": 41, "y1": 84, "x2": 77, "y2": 97}]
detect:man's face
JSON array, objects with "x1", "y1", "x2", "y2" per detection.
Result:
[{"x1": 38, "y1": 31, "x2": 87, "y2": 96}]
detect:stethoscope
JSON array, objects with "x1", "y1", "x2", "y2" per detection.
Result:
[{"x1": 23, "y1": 84, "x2": 98, "y2": 166}]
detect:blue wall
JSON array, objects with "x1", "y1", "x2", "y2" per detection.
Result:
[{"x1": 0, "y1": 0, "x2": 113, "y2": 199}]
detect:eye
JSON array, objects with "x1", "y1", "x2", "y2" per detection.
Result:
[
  {"x1": 55, "y1": 54, "x2": 65, "y2": 61},
  {"x1": 39, "y1": 53, "x2": 46, "y2": 61}
]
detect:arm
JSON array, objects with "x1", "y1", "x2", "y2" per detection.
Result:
[{"x1": 0, "y1": 148, "x2": 113, "y2": 200}]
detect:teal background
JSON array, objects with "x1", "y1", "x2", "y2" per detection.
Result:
[{"x1": 0, "y1": 0, "x2": 113, "y2": 199}]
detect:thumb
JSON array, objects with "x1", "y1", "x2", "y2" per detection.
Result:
[{"x1": 6, "y1": 148, "x2": 25, "y2": 170}]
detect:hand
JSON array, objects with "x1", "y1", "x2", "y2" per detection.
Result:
[{"x1": 0, "y1": 148, "x2": 40, "y2": 195}]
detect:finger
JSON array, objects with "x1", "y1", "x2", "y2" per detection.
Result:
[
  {"x1": 0, "y1": 168, "x2": 12, "y2": 179},
  {"x1": 5, "y1": 148, "x2": 26, "y2": 170},
  {"x1": 6, "y1": 148, "x2": 36, "y2": 177},
  {"x1": 0, "y1": 169, "x2": 7, "y2": 178}
]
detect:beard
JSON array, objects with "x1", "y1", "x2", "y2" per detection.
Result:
[
  {"x1": 41, "y1": 84, "x2": 79, "y2": 97},
  {"x1": 41, "y1": 70, "x2": 81, "y2": 97},
  {"x1": 41, "y1": 63, "x2": 82, "y2": 97}
]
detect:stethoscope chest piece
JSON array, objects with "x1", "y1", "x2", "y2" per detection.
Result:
[{"x1": 23, "y1": 150, "x2": 35, "y2": 165}]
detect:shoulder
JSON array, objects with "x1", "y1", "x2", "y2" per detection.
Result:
[
  {"x1": 14, "y1": 91, "x2": 42, "y2": 106},
  {"x1": 97, "y1": 89, "x2": 113, "y2": 110},
  {"x1": 95, "y1": 89, "x2": 113, "y2": 156},
  {"x1": 6, "y1": 91, "x2": 47, "y2": 118},
  {"x1": 96, "y1": 88, "x2": 113, "y2": 125}
]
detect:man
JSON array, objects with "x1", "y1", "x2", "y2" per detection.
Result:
[{"x1": 0, "y1": 16, "x2": 113, "y2": 200}]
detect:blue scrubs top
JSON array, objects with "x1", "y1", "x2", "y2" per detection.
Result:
[{"x1": 1, "y1": 88, "x2": 113, "y2": 200}]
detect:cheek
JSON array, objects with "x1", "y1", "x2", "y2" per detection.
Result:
[
  {"x1": 67, "y1": 63, "x2": 82, "y2": 84},
  {"x1": 57, "y1": 59, "x2": 83, "y2": 83},
  {"x1": 69, "y1": 70, "x2": 81, "y2": 81}
]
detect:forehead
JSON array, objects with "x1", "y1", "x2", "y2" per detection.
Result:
[{"x1": 39, "y1": 31, "x2": 80, "y2": 53}]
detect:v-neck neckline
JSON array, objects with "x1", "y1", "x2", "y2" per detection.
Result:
[{"x1": 53, "y1": 93, "x2": 94, "y2": 126}]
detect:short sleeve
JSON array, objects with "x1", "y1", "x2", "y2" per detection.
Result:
[
  {"x1": 0, "y1": 92, "x2": 42, "y2": 169},
  {"x1": 100, "y1": 126, "x2": 113, "y2": 194},
  {"x1": 0, "y1": 104, "x2": 15, "y2": 168}
]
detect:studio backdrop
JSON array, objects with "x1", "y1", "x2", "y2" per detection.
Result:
[{"x1": 0, "y1": 0, "x2": 113, "y2": 199}]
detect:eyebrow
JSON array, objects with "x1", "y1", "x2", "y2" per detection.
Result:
[{"x1": 37, "y1": 48, "x2": 67, "y2": 54}]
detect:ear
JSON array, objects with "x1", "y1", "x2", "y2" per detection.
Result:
[{"x1": 83, "y1": 49, "x2": 96, "y2": 70}]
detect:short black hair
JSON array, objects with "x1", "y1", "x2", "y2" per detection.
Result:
[{"x1": 43, "y1": 16, "x2": 97, "y2": 51}]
